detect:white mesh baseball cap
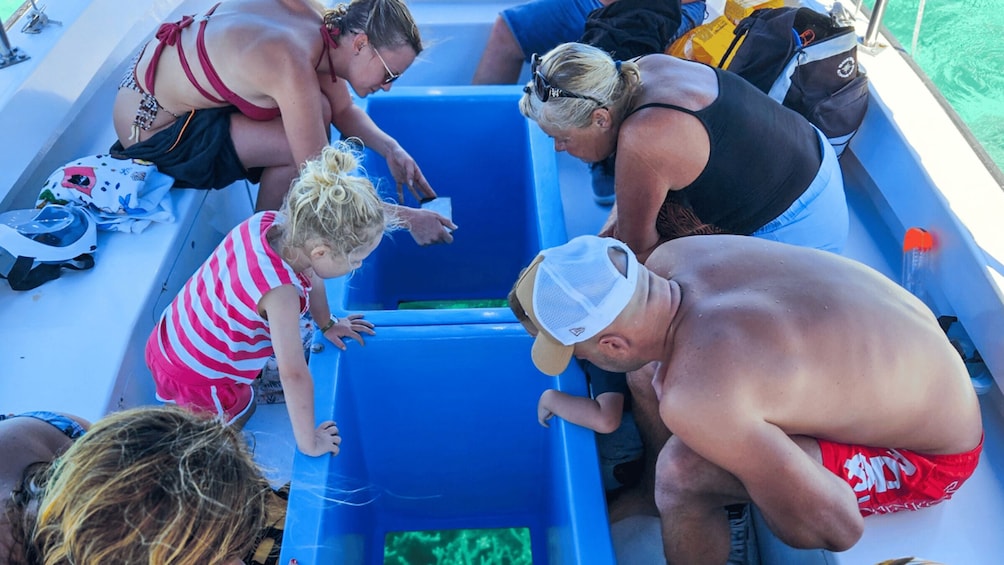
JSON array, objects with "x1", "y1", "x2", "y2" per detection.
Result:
[{"x1": 508, "y1": 235, "x2": 639, "y2": 375}]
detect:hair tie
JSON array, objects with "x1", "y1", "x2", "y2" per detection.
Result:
[{"x1": 615, "y1": 60, "x2": 622, "y2": 72}]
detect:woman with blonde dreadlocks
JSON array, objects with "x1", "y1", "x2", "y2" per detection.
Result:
[
  {"x1": 4, "y1": 405, "x2": 270, "y2": 565},
  {"x1": 145, "y1": 140, "x2": 400, "y2": 456},
  {"x1": 111, "y1": 0, "x2": 455, "y2": 243}
]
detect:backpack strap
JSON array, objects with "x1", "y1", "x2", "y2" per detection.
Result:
[
  {"x1": 722, "y1": 22, "x2": 801, "y2": 70},
  {"x1": 718, "y1": 16, "x2": 755, "y2": 69},
  {"x1": 719, "y1": 7, "x2": 801, "y2": 91},
  {"x1": 2, "y1": 254, "x2": 95, "y2": 291}
]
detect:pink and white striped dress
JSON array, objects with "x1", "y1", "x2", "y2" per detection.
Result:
[{"x1": 151, "y1": 211, "x2": 312, "y2": 384}]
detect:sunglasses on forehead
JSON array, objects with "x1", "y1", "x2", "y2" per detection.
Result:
[{"x1": 523, "y1": 53, "x2": 603, "y2": 105}]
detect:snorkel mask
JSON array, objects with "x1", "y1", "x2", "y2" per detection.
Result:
[{"x1": 0, "y1": 204, "x2": 97, "y2": 290}]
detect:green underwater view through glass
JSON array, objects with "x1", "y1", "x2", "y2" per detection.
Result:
[
  {"x1": 397, "y1": 298, "x2": 509, "y2": 310},
  {"x1": 384, "y1": 527, "x2": 533, "y2": 565}
]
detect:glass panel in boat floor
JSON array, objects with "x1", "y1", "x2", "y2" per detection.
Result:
[{"x1": 384, "y1": 527, "x2": 532, "y2": 565}]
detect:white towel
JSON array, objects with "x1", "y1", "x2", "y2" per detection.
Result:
[{"x1": 37, "y1": 154, "x2": 175, "y2": 233}]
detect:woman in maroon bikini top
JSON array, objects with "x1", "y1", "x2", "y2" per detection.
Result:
[{"x1": 111, "y1": 0, "x2": 455, "y2": 245}]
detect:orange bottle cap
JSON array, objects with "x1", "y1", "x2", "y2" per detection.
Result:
[{"x1": 903, "y1": 227, "x2": 934, "y2": 252}]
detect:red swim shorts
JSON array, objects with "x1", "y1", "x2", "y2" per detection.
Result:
[
  {"x1": 819, "y1": 436, "x2": 982, "y2": 516},
  {"x1": 144, "y1": 331, "x2": 254, "y2": 425}
]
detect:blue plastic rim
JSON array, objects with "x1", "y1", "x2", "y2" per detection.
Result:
[
  {"x1": 328, "y1": 86, "x2": 566, "y2": 326},
  {"x1": 281, "y1": 323, "x2": 615, "y2": 564}
]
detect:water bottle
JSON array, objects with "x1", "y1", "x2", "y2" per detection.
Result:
[{"x1": 901, "y1": 227, "x2": 934, "y2": 307}]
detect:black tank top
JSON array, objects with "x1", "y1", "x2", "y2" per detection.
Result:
[{"x1": 625, "y1": 68, "x2": 821, "y2": 238}]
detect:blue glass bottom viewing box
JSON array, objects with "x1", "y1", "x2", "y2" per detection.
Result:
[
  {"x1": 327, "y1": 86, "x2": 566, "y2": 326},
  {"x1": 281, "y1": 324, "x2": 615, "y2": 564}
]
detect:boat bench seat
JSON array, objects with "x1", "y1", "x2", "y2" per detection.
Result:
[
  {"x1": 0, "y1": 183, "x2": 251, "y2": 423},
  {"x1": 0, "y1": 61, "x2": 252, "y2": 422}
]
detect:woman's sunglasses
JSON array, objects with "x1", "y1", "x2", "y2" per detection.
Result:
[
  {"x1": 523, "y1": 53, "x2": 603, "y2": 105},
  {"x1": 372, "y1": 46, "x2": 401, "y2": 85}
]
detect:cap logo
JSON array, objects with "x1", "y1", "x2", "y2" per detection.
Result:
[{"x1": 569, "y1": 327, "x2": 586, "y2": 336}]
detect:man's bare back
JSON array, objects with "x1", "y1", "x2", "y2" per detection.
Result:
[{"x1": 647, "y1": 234, "x2": 981, "y2": 456}]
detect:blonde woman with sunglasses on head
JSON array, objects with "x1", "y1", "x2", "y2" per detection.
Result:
[
  {"x1": 520, "y1": 42, "x2": 849, "y2": 263},
  {"x1": 112, "y1": 0, "x2": 456, "y2": 244}
]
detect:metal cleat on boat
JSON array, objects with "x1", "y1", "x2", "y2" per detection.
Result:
[
  {"x1": 830, "y1": 2, "x2": 856, "y2": 28},
  {"x1": 21, "y1": 0, "x2": 62, "y2": 35}
]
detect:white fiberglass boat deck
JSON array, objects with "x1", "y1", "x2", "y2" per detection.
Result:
[{"x1": 1, "y1": 0, "x2": 1003, "y2": 563}]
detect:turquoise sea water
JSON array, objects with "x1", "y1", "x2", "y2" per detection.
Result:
[
  {"x1": 1, "y1": 0, "x2": 23, "y2": 25},
  {"x1": 865, "y1": 0, "x2": 1004, "y2": 172}
]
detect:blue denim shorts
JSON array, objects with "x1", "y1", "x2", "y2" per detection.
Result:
[
  {"x1": 751, "y1": 127, "x2": 849, "y2": 254},
  {"x1": 503, "y1": 0, "x2": 602, "y2": 60},
  {"x1": 503, "y1": 0, "x2": 707, "y2": 61},
  {"x1": 676, "y1": 2, "x2": 708, "y2": 43}
]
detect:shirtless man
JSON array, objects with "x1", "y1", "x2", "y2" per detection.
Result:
[{"x1": 508, "y1": 234, "x2": 983, "y2": 563}]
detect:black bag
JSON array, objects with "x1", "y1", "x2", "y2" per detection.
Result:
[
  {"x1": 720, "y1": 7, "x2": 869, "y2": 156},
  {"x1": 579, "y1": 0, "x2": 682, "y2": 60}
]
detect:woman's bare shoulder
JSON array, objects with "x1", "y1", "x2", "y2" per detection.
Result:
[
  {"x1": 0, "y1": 415, "x2": 80, "y2": 483},
  {"x1": 213, "y1": 4, "x2": 319, "y2": 66}
]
